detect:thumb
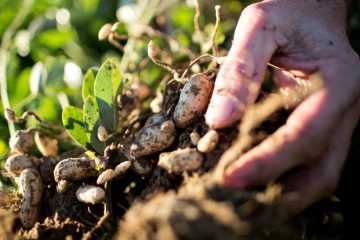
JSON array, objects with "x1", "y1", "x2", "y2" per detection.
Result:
[{"x1": 205, "y1": 5, "x2": 280, "y2": 129}]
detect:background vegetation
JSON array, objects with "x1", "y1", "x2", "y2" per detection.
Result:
[{"x1": 1, "y1": 0, "x2": 359, "y2": 194}]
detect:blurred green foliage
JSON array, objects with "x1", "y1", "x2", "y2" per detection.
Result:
[
  {"x1": 0, "y1": 0, "x2": 119, "y2": 156},
  {"x1": 0, "y1": 0, "x2": 360, "y2": 189},
  {"x1": 0, "y1": 0, "x2": 120, "y2": 187},
  {"x1": 0, "y1": 0, "x2": 246, "y2": 188}
]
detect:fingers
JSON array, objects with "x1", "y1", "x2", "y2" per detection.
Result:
[
  {"x1": 246, "y1": 102, "x2": 359, "y2": 225},
  {"x1": 224, "y1": 82, "x2": 346, "y2": 189},
  {"x1": 224, "y1": 58, "x2": 358, "y2": 188},
  {"x1": 205, "y1": 4, "x2": 281, "y2": 129},
  {"x1": 223, "y1": 124, "x2": 303, "y2": 189},
  {"x1": 269, "y1": 104, "x2": 359, "y2": 222},
  {"x1": 252, "y1": 154, "x2": 343, "y2": 225}
]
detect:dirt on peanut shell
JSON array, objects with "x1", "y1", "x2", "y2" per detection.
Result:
[
  {"x1": 3, "y1": 76, "x2": 353, "y2": 240},
  {"x1": 6, "y1": 105, "x2": 347, "y2": 240}
]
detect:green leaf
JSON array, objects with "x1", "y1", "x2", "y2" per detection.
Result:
[
  {"x1": 0, "y1": 139, "x2": 8, "y2": 159},
  {"x1": 94, "y1": 58, "x2": 122, "y2": 132},
  {"x1": 31, "y1": 96, "x2": 60, "y2": 122},
  {"x1": 9, "y1": 67, "x2": 31, "y2": 106},
  {"x1": 170, "y1": 4, "x2": 194, "y2": 32},
  {"x1": 83, "y1": 95, "x2": 106, "y2": 154},
  {"x1": 62, "y1": 106, "x2": 91, "y2": 148},
  {"x1": 35, "y1": 29, "x2": 74, "y2": 50},
  {"x1": 82, "y1": 68, "x2": 97, "y2": 102}
]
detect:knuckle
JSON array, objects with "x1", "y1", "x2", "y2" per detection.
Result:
[
  {"x1": 221, "y1": 58, "x2": 251, "y2": 80},
  {"x1": 241, "y1": 3, "x2": 272, "y2": 25},
  {"x1": 239, "y1": 3, "x2": 280, "y2": 38},
  {"x1": 215, "y1": 59, "x2": 257, "y2": 97}
]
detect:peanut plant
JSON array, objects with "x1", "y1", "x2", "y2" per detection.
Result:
[{"x1": 62, "y1": 59, "x2": 123, "y2": 154}]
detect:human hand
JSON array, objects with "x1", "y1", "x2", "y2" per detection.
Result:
[{"x1": 205, "y1": 0, "x2": 360, "y2": 220}]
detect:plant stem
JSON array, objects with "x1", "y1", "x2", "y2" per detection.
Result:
[
  {"x1": 194, "y1": 0, "x2": 201, "y2": 34},
  {"x1": 180, "y1": 53, "x2": 216, "y2": 79},
  {"x1": 211, "y1": 5, "x2": 221, "y2": 57},
  {"x1": 0, "y1": 0, "x2": 35, "y2": 137},
  {"x1": 120, "y1": 0, "x2": 173, "y2": 73},
  {"x1": 139, "y1": 25, "x2": 195, "y2": 58}
]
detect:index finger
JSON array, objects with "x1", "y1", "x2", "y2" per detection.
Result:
[{"x1": 205, "y1": 4, "x2": 283, "y2": 129}]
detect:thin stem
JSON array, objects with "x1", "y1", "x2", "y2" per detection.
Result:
[
  {"x1": 139, "y1": 25, "x2": 195, "y2": 58},
  {"x1": 180, "y1": 53, "x2": 217, "y2": 79},
  {"x1": 112, "y1": 32, "x2": 128, "y2": 40},
  {"x1": 193, "y1": 0, "x2": 206, "y2": 52},
  {"x1": 211, "y1": 5, "x2": 221, "y2": 57},
  {"x1": 0, "y1": 0, "x2": 35, "y2": 137},
  {"x1": 108, "y1": 33, "x2": 124, "y2": 52},
  {"x1": 193, "y1": 0, "x2": 201, "y2": 34},
  {"x1": 150, "y1": 57, "x2": 179, "y2": 76},
  {"x1": 17, "y1": 111, "x2": 64, "y2": 132},
  {"x1": 120, "y1": 0, "x2": 168, "y2": 73},
  {"x1": 148, "y1": 41, "x2": 180, "y2": 77}
]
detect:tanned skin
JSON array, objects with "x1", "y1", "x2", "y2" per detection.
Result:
[{"x1": 205, "y1": 0, "x2": 360, "y2": 221}]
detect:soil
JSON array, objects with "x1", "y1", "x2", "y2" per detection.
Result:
[{"x1": 1, "y1": 74, "x2": 350, "y2": 240}]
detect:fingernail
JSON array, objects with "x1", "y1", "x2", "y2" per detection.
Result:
[{"x1": 205, "y1": 94, "x2": 243, "y2": 129}]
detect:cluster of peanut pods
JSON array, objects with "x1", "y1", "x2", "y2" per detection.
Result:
[{"x1": 4, "y1": 73, "x2": 220, "y2": 229}]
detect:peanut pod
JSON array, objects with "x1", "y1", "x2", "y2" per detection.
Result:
[
  {"x1": 9, "y1": 130, "x2": 34, "y2": 154},
  {"x1": 197, "y1": 130, "x2": 219, "y2": 153},
  {"x1": 129, "y1": 114, "x2": 176, "y2": 158},
  {"x1": 158, "y1": 148, "x2": 204, "y2": 174},
  {"x1": 97, "y1": 169, "x2": 115, "y2": 185},
  {"x1": 5, "y1": 154, "x2": 37, "y2": 176},
  {"x1": 19, "y1": 169, "x2": 43, "y2": 228},
  {"x1": 53, "y1": 156, "x2": 98, "y2": 182},
  {"x1": 76, "y1": 185, "x2": 106, "y2": 204},
  {"x1": 173, "y1": 74, "x2": 213, "y2": 128},
  {"x1": 114, "y1": 161, "x2": 131, "y2": 177},
  {"x1": 190, "y1": 131, "x2": 201, "y2": 146}
]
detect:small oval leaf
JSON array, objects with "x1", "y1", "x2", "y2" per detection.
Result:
[
  {"x1": 94, "y1": 59, "x2": 122, "y2": 132},
  {"x1": 83, "y1": 95, "x2": 106, "y2": 154},
  {"x1": 82, "y1": 68, "x2": 97, "y2": 102},
  {"x1": 62, "y1": 106, "x2": 91, "y2": 148}
]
